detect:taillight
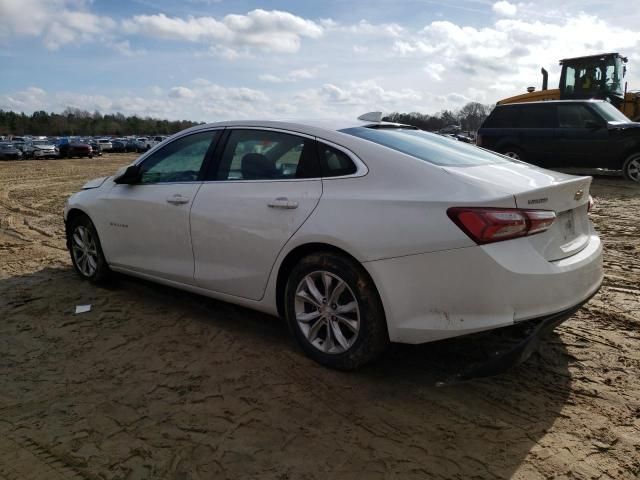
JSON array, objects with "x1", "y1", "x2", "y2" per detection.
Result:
[{"x1": 447, "y1": 207, "x2": 556, "y2": 244}]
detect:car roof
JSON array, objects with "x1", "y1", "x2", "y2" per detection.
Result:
[
  {"x1": 497, "y1": 99, "x2": 607, "y2": 107},
  {"x1": 182, "y1": 118, "x2": 410, "y2": 135}
]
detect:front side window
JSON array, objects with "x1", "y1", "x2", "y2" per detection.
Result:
[
  {"x1": 215, "y1": 129, "x2": 319, "y2": 180},
  {"x1": 140, "y1": 130, "x2": 218, "y2": 183},
  {"x1": 557, "y1": 105, "x2": 601, "y2": 128}
]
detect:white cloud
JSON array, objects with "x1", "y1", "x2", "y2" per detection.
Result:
[
  {"x1": 0, "y1": 0, "x2": 116, "y2": 49},
  {"x1": 168, "y1": 87, "x2": 196, "y2": 99},
  {"x1": 492, "y1": 1, "x2": 518, "y2": 17},
  {"x1": 298, "y1": 81, "x2": 422, "y2": 107},
  {"x1": 259, "y1": 68, "x2": 320, "y2": 83},
  {"x1": 329, "y1": 19, "x2": 404, "y2": 37},
  {"x1": 123, "y1": 9, "x2": 323, "y2": 54},
  {"x1": 0, "y1": 86, "x2": 47, "y2": 111},
  {"x1": 391, "y1": 13, "x2": 640, "y2": 102}
]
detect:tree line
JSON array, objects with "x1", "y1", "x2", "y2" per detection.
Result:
[
  {"x1": 0, "y1": 101, "x2": 495, "y2": 138},
  {"x1": 384, "y1": 102, "x2": 494, "y2": 133},
  {"x1": 0, "y1": 108, "x2": 201, "y2": 137}
]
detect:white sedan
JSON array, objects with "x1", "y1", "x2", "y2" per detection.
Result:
[{"x1": 64, "y1": 116, "x2": 603, "y2": 370}]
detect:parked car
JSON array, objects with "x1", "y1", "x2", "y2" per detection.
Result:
[
  {"x1": 58, "y1": 142, "x2": 93, "y2": 159},
  {"x1": 111, "y1": 139, "x2": 127, "y2": 153},
  {"x1": 125, "y1": 138, "x2": 139, "y2": 152},
  {"x1": 64, "y1": 117, "x2": 602, "y2": 371},
  {"x1": 89, "y1": 140, "x2": 102, "y2": 156},
  {"x1": 477, "y1": 99, "x2": 640, "y2": 182},
  {"x1": 0, "y1": 142, "x2": 23, "y2": 160},
  {"x1": 139, "y1": 135, "x2": 167, "y2": 151},
  {"x1": 97, "y1": 139, "x2": 113, "y2": 152},
  {"x1": 11, "y1": 140, "x2": 26, "y2": 153},
  {"x1": 26, "y1": 139, "x2": 59, "y2": 159},
  {"x1": 136, "y1": 137, "x2": 150, "y2": 152}
]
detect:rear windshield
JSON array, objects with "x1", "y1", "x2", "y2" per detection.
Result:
[{"x1": 340, "y1": 127, "x2": 510, "y2": 166}]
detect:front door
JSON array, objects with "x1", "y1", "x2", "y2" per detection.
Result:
[
  {"x1": 102, "y1": 129, "x2": 220, "y2": 284},
  {"x1": 190, "y1": 128, "x2": 322, "y2": 300},
  {"x1": 555, "y1": 103, "x2": 612, "y2": 168}
]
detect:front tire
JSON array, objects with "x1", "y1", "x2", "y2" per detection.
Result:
[
  {"x1": 68, "y1": 214, "x2": 111, "y2": 284},
  {"x1": 622, "y1": 152, "x2": 640, "y2": 182},
  {"x1": 284, "y1": 252, "x2": 389, "y2": 370}
]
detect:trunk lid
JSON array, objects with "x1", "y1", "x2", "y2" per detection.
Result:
[{"x1": 444, "y1": 162, "x2": 592, "y2": 261}]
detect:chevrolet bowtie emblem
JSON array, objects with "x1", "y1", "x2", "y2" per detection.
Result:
[{"x1": 574, "y1": 189, "x2": 584, "y2": 201}]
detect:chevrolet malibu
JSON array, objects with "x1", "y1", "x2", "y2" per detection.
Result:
[{"x1": 64, "y1": 116, "x2": 603, "y2": 370}]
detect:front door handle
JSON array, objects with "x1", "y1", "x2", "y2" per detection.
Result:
[
  {"x1": 166, "y1": 194, "x2": 190, "y2": 205},
  {"x1": 268, "y1": 197, "x2": 298, "y2": 209}
]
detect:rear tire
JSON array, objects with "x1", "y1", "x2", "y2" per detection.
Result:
[
  {"x1": 622, "y1": 152, "x2": 640, "y2": 182},
  {"x1": 284, "y1": 252, "x2": 389, "y2": 370},
  {"x1": 500, "y1": 146, "x2": 526, "y2": 162},
  {"x1": 68, "y1": 214, "x2": 111, "y2": 284}
]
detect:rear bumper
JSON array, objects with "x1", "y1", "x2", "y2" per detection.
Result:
[
  {"x1": 436, "y1": 293, "x2": 597, "y2": 384},
  {"x1": 364, "y1": 230, "x2": 603, "y2": 344}
]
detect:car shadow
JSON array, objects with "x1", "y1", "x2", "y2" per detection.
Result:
[{"x1": 1, "y1": 267, "x2": 574, "y2": 478}]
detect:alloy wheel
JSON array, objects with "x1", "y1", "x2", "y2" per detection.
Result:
[
  {"x1": 71, "y1": 225, "x2": 98, "y2": 277},
  {"x1": 626, "y1": 155, "x2": 640, "y2": 182},
  {"x1": 294, "y1": 271, "x2": 360, "y2": 354},
  {"x1": 504, "y1": 151, "x2": 521, "y2": 160}
]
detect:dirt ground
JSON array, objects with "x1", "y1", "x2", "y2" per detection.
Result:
[{"x1": 0, "y1": 154, "x2": 638, "y2": 480}]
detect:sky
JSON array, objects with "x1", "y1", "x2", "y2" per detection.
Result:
[{"x1": 1, "y1": 0, "x2": 639, "y2": 122}]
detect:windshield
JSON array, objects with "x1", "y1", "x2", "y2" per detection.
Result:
[
  {"x1": 340, "y1": 127, "x2": 510, "y2": 166},
  {"x1": 591, "y1": 101, "x2": 631, "y2": 122},
  {"x1": 562, "y1": 56, "x2": 624, "y2": 98}
]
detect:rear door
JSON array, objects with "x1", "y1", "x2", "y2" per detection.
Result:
[
  {"x1": 555, "y1": 103, "x2": 612, "y2": 168},
  {"x1": 515, "y1": 104, "x2": 558, "y2": 166},
  {"x1": 190, "y1": 128, "x2": 322, "y2": 300},
  {"x1": 102, "y1": 129, "x2": 220, "y2": 284}
]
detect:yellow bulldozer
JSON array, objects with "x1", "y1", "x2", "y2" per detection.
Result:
[{"x1": 497, "y1": 52, "x2": 640, "y2": 121}]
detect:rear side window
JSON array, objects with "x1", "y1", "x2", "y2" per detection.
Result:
[
  {"x1": 340, "y1": 127, "x2": 510, "y2": 166},
  {"x1": 482, "y1": 106, "x2": 519, "y2": 128},
  {"x1": 317, "y1": 143, "x2": 357, "y2": 177},
  {"x1": 517, "y1": 105, "x2": 556, "y2": 128}
]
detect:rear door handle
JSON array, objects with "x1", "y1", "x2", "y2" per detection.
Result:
[
  {"x1": 268, "y1": 197, "x2": 298, "y2": 209},
  {"x1": 166, "y1": 194, "x2": 190, "y2": 205}
]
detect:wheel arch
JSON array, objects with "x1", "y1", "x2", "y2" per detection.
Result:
[
  {"x1": 274, "y1": 242, "x2": 385, "y2": 322},
  {"x1": 620, "y1": 147, "x2": 640, "y2": 167},
  {"x1": 65, "y1": 208, "x2": 97, "y2": 248}
]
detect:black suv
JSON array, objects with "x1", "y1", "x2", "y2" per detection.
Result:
[{"x1": 477, "y1": 100, "x2": 640, "y2": 182}]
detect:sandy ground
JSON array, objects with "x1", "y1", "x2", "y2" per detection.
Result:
[{"x1": 0, "y1": 154, "x2": 638, "y2": 480}]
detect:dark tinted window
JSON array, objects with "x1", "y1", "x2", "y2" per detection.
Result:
[
  {"x1": 340, "y1": 127, "x2": 510, "y2": 166},
  {"x1": 557, "y1": 104, "x2": 601, "y2": 128},
  {"x1": 317, "y1": 143, "x2": 357, "y2": 177},
  {"x1": 216, "y1": 130, "x2": 319, "y2": 180},
  {"x1": 140, "y1": 131, "x2": 218, "y2": 183},
  {"x1": 517, "y1": 105, "x2": 556, "y2": 128},
  {"x1": 482, "y1": 106, "x2": 519, "y2": 128}
]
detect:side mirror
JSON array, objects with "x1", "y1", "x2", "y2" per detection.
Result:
[
  {"x1": 114, "y1": 164, "x2": 142, "y2": 184},
  {"x1": 584, "y1": 120, "x2": 603, "y2": 130}
]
